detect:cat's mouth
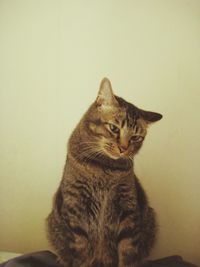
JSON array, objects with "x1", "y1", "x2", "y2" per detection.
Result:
[{"x1": 103, "y1": 144, "x2": 132, "y2": 160}]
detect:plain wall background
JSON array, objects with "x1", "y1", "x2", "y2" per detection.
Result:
[{"x1": 0, "y1": 0, "x2": 200, "y2": 265}]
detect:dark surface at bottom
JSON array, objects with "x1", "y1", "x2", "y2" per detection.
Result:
[{"x1": 0, "y1": 251, "x2": 198, "y2": 267}]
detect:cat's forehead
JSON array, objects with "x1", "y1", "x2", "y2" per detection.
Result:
[
  {"x1": 97, "y1": 95, "x2": 142, "y2": 126},
  {"x1": 101, "y1": 105, "x2": 139, "y2": 128},
  {"x1": 113, "y1": 107, "x2": 127, "y2": 122},
  {"x1": 116, "y1": 101, "x2": 139, "y2": 123},
  {"x1": 100, "y1": 106, "x2": 126, "y2": 121}
]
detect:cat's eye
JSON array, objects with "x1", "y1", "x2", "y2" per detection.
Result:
[
  {"x1": 131, "y1": 135, "x2": 144, "y2": 143},
  {"x1": 109, "y1": 123, "x2": 120, "y2": 134}
]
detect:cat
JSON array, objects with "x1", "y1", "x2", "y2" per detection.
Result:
[{"x1": 47, "y1": 78, "x2": 162, "y2": 267}]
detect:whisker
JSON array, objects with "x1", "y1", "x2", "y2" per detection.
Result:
[
  {"x1": 74, "y1": 146, "x2": 103, "y2": 164},
  {"x1": 81, "y1": 148, "x2": 105, "y2": 165}
]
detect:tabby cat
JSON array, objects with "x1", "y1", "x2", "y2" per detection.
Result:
[{"x1": 47, "y1": 78, "x2": 162, "y2": 267}]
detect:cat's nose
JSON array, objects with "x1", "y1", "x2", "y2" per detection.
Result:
[{"x1": 118, "y1": 145, "x2": 128, "y2": 153}]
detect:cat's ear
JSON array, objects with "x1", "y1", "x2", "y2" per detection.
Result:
[
  {"x1": 139, "y1": 109, "x2": 163, "y2": 124},
  {"x1": 96, "y1": 78, "x2": 118, "y2": 107}
]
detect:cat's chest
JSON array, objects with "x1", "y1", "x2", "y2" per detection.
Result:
[
  {"x1": 91, "y1": 176, "x2": 135, "y2": 219},
  {"x1": 86, "y1": 177, "x2": 115, "y2": 218},
  {"x1": 64, "y1": 172, "x2": 135, "y2": 222}
]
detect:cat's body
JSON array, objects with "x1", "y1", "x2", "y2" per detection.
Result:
[{"x1": 47, "y1": 78, "x2": 162, "y2": 267}]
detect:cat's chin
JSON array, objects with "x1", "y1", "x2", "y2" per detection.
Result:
[
  {"x1": 104, "y1": 150, "x2": 130, "y2": 161},
  {"x1": 102, "y1": 150, "x2": 120, "y2": 160},
  {"x1": 108, "y1": 154, "x2": 121, "y2": 160}
]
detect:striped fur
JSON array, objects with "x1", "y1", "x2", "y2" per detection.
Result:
[{"x1": 47, "y1": 78, "x2": 162, "y2": 267}]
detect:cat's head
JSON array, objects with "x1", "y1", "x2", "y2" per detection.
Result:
[{"x1": 70, "y1": 78, "x2": 162, "y2": 167}]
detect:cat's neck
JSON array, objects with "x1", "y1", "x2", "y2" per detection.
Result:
[{"x1": 67, "y1": 150, "x2": 134, "y2": 179}]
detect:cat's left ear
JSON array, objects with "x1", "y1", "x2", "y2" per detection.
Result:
[
  {"x1": 139, "y1": 109, "x2": 163, "y2": 124},
  {"x1": 96, "y1": 78, "x2": 118, "y2": 107}
]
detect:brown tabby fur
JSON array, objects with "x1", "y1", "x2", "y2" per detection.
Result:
[{"x1": 47, "y1": 78, "x2": 162, "y2": 267}]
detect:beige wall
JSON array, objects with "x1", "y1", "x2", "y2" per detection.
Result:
[{"x1": 0, "y1": 0, "x2": 200, "y2": 265}]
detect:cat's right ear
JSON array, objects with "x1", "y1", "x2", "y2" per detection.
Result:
[{"x1": 96, "y1": 78, "x2": 118, "y2": 108}]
